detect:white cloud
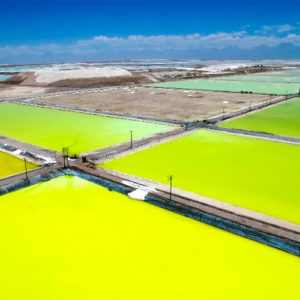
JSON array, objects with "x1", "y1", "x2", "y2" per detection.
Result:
[
  {"x1": 78, "y1": 31, "x2": 300, "y2": 50},
  {"x1": 257, "y1": 24, "x2": 294, "y2": 34},
  {"x1": 1, "y1": 31, "x2": 300, "y2": 59},
  {"x1": 277, "y1": 24, "x2": 293, "y2": 33}
]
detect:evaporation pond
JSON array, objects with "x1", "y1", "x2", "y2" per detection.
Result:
[
  {"x1": 221, "y1": 97, "x2": 300, "y2": 138},
  {"x1": 102, "y1": 129, "x2": 300, "y2": 224},
  {"x1": 151, "y1": 79, "x2": 300, "y2": 94},
  {"x1": 0, "y1": 151, "x2": 37, "y2": 178},
  {"x1": 0, "y1": 175, "x2": 299, "y2": 299},
  {"x1": 0, "y1": 103, "x2": 172, "y2": 155}
]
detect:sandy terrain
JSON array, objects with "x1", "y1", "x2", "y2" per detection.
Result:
[
  {"x1": 3, "y1": 65, "x2": 281, "y2": 89},
  {"x1": 33, "y1": 87, "x2": 269, "y2": 121},
  {"x1": 34, "y1": 68, "x2": 132, "y2": 84},
  {"x1": 5, "y1": 70, "x2": 152, "y2": 87},
  {"x1": 0, "y1": 84, "x2": 55, "y2": 99}
]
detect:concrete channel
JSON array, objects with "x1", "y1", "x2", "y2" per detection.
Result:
[
  {"x1": 71, "y1": 164, "x2": 300, "y2": 248},
  {"x1": 0, "y1": 135, "x2": 58, "y2": 164},
  {"x1": 207, "y1": 125, "x2": 300, "y2": 146},
  {"x1": 206, "y1": 94, "x2": 296, "y2": 124}
]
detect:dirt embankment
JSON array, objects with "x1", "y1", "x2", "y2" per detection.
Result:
[
  {"x1": 229, "y1": 66, "x2": 283, "y2": 75},
  {"x1": 47, "y1": 71, "x2": 151, "y2": 88},
  {"x1": 4, "y1": 72, "x2": 32, "y2": 85},
  {"x1": 148, "y1": 68, "x2": 205, "y2": 81},
  {"x1": 3, "y1": 65, "x2": 285, "y2": 88},
  {"x1": 3, "y1": 69, "x2": 202, "y2": 88},
  {"x1": 0, "y1": 84, "x2": 57, "y2": 99},
  {"x1": 4, "y1": 70, "x2": 153, "y2": 88}
]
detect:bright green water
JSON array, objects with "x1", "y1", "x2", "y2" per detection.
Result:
[
  {"x1": 151, "y1": 79, "x2": 299, "y2": 94},
  {"x1": 222, "y1": 98, "x2": 300, "y2": 138},
  {"x1": 0, "y1": 103, "x2": 172, "y2": 155},
  {"x1": 217, "y1": 74, "x2": 300, "y2": 84},
  {"x1": 0, "y1": 175, "x2": 299, "y2": 299},
  {"x1": 271, "y1": 69, "x2": 300, "y2": 76},
  {"x1": 102, "y1": 130, "x2": 300, "y2": 224},
  {"x1": 0, "y1": 151, "x2": 37, "y2": 178}
]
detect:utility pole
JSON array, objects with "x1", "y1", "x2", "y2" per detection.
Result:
[
  {"x1": 62, "y1": 147, "x2": 69, "y2": 168},
  {"x1": 130, "y1": 130, "x2": 133, "y2": 149},
  {"x1": 62, "y1": 148, "x2": 66, "y2": 168},
  {"x1": 168, "y1": 175, "x2": 173, "y2": 202},
  {"x1": 24, "y1": 158, "x2": 28, "y2": 181},
  {"x1": 66, "y1": 148, "x2": 69, "y2": 167},
  {"x1": 249, "y1": 99, "x2": 252, "y2": 111},
  {"x1": 222, "y1": 106, "x2": 225, "y2": 120}
]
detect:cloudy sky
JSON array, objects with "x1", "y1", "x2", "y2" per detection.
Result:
[{"x1": 1, "y1": 0, "x2": 300, "y2": 64}]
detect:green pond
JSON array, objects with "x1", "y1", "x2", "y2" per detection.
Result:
[
  {"x1": 0, "y1": 151, "x2": 37, "y2": 178},
  {"x1": 102, "y1": 130, "x2": 300, "y2": 224},
  {"x1": 269, "y1": 69, "x2": 300, "y2": 76},
  {"x1": 217, "y1": 74, "x2": 300, "y2": 84},
  {"x1": 151, "y1": 79, "x2": 300, "y2": 94},
  {"x1": 0, "y1": 175, "x2": 299, "y2": 300},
  {"x1": 0, "y1": 103, "x2": 172, "y2": 155},
  {"x1": 221, "y1": 98, "x2": 300, "y2": 138}
]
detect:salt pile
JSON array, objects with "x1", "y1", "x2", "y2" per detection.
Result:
[
  {"x1": 35, "y1": 67, "x2": 132, "y2": 84},
  {"x1": 200, "y1": 63, "x2": 254, "y2": 74},
  {"x1": 122, "y1": 180, "x2": 156, "y2": 201}
]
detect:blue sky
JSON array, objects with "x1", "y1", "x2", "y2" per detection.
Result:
[{"x1": 1, "y1": 0, "x2": 300, "y2": 63}]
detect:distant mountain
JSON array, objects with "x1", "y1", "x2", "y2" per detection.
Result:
[{"x1": 1, "y1": 43, "x2": 300, "y2": 64}]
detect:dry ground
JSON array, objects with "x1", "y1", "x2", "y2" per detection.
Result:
[
  {"x1": 33, "y1": 86, "x2": 269, "y2": 121},
  {"x1": 0, "y1": 84, "x2": 55, "y2": 99}
]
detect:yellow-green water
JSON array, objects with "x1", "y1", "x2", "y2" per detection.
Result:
[
  {"x1": 0, "y1": 175, "x2": 299, "y2": 300},
  {"x1": 221, "y1": 98, "x2": 300, "y2": 138},
  {"x1": 151, "y1": 79, "x2": 300, "y2": 94},
  {"x1": 0, "y1": 151, "x2": 37, "y2": 178},
  {"x1": 102, "y1": 130, "x2": 300, "y2": 224},
  {"x1": 0, "y1": 103, "x2": 172, "y2": 155}
]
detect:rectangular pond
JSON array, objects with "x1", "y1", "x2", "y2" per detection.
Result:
[
  {"x1": 151, "y1": 79, "x2": 300, "y2": 95},
  {"x1": 221, "y1": 98, "x2": 300, "y2": 138},
  {"x1": 217, "y1": 74, "x2": 300, "y2": 84},
  {"x1": 0, "y1": 175, "x2": 299, "y2": 299},
  {"x1": 215, "y1": 69, "x2": 300, "y2": 84},
  {"x1": 101, "y1": 129, "x2": 300, "y2": 225},
  {"x1": 0, "y1": 151, "x2": 37, "y2": 178},
  {"x1": 0, "y1": 103, "x2": 173, "y2": 155}
]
